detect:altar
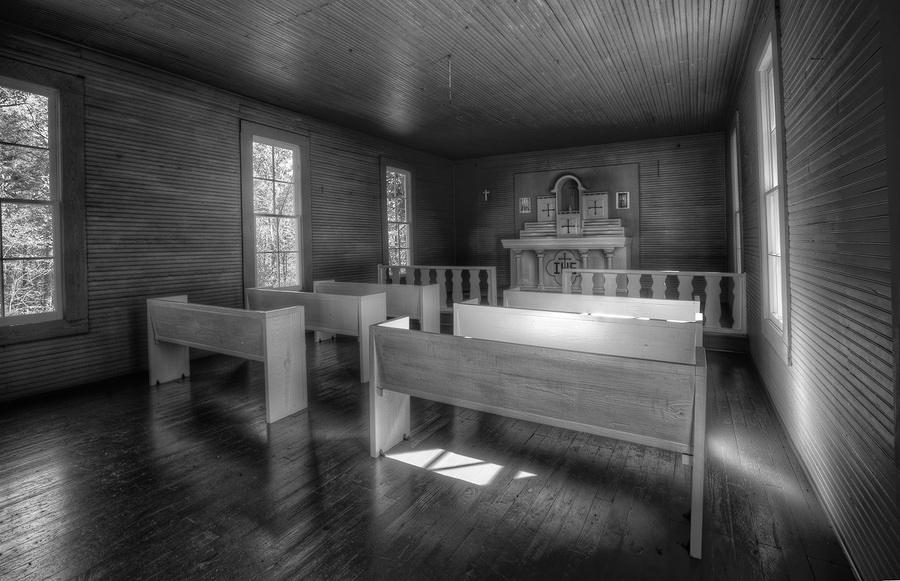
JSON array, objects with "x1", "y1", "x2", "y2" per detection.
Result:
[{"x1": 503, "y1": 172, "x2": 633, "y2": 290}]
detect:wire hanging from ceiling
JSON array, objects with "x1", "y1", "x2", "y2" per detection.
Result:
[{"x1": 447, "y1": 53, "x2": 452, "y2": 102}]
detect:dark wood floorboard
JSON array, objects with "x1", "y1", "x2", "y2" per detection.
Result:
[{"x1": 0, "y1": 335, "x2": 855, "y2": 580}]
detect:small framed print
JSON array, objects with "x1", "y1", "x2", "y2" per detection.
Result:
[
  {"x1": 616, "y1": 191, "x2": 630, "y2": 210},
  {"x1": 519, "y1": 196, "x2": 532, "y2": 214}
]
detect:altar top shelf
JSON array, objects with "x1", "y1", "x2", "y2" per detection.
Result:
[{"x1": 501, "y1": 236, "x2": 628, "y2": 250}]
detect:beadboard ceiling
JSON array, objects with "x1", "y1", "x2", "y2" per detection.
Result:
[{"x1": 2, "y1": 0, "x2": 761, "y2": 159}]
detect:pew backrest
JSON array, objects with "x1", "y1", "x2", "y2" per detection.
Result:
[
  {"x1": 312, "y1": 280, "x2": 440, "y2": 333},
  {"x1": 453, "y1": 302, "x2": 700, "y2": 364},
  {"x1": 246, "y1": 287, "x2": 386, "y2": 337},
  {"x1": 503, "y1": 289, "x2": 701, "y2": 322}
]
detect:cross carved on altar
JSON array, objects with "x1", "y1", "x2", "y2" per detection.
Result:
[
  {"x1": 541, "y1": 202, "x2": 555, "y2": 218},
  {"x1": 586, "y1": 200, "x2": 603, "y2": 216}
]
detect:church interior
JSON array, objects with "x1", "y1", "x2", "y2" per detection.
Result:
[{"x1": 0, "y1": 1, "x2": 898, "y2": 579}]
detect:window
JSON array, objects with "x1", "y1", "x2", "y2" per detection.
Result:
[
  {"x1": 240, "y1": 121, "x2": 310, "y2": 290},
  {"x1": 1, "y1": 80, "x2": 58, "y2": 321},
  {"x1": 0, "y1": 59, "x2": 86, "y2": 345},
  {"x1": 384, "y1": 164, "x2": 412, "y2": 266},
  {"x1": 757, "y1": 36, "x2": 788, "y2": 338}
]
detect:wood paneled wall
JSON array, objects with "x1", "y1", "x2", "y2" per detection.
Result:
[
  {"x1": 452, "y1": 133, "x2": 727, "y2": 288},
  {"x1": 733, "y1": 1, "x2": 899, "y2": 578},
  {"x1": 0, "y1": 25, "x2": 452, "y2": 401}
]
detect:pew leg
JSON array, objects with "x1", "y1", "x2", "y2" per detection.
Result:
[
  {"x1": 369, "y1": 386, "x2": 410, "y2": 458},
  {"x1": 314, "y1": 331, "x2": 335, "y2": 342},
  {"x1": 148, "y1": 340, "x2": 189, "y2": 385}
]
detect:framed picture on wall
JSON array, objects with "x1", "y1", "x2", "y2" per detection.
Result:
[
  {"x1": 616, "y1": 191, "x2": 630, "y2": 210},
  {"x1": 519, "y1": 196, "x2": 532, "y2": 213}
]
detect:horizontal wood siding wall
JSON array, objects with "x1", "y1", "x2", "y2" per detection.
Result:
[
  {"x1": 0, "y1": 27, "x2": 452, "y2": 401},
  {"x1": 452, "y1": 134, "x2": 727, "y2": 288},
  {"x1": 734, "y1": 1, "x2": 899, "y2": 578}
]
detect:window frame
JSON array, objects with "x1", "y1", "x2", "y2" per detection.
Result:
[
  {"x1": 755, "y1": 34, "x2": 791, "y2": 360},
  {"x1": 381, "y1": 159, "x2": 414, "y2": 267},
  {"x1": 240, "y1": 121, "x2": 311, "y2": 291},
  {"x1": 0, "y1": 58, "x2": 87, "y2": 345},
  {"x1": 729, "y1": 112, "x2": 743, "y2": 274}
]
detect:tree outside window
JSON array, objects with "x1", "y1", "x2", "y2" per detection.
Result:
[
  {"x1": 252, "y1": 138, "x2": 299, "y2": 287},
  {"x1": 1, "y1": 81, "x2": 58, "y2": 321},
  {"x1": 385, "y1": 166, "x2": 411, "y2": 266}
]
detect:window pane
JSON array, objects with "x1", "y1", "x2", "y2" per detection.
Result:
[
  {"x1": 0, "y1": 144, "x2": 51, "y2": 200},
  {"x1": 388, "y1": 223, "x2": 399, "y2": 248},
  {"x1": 278, "y1": 252, "x2": 299, "y2": 286},
  {"x1": 397, "y1": 223, "x2": 409, "y2": 248},
  {"x1": 273, "y1": 182, "x2": 295, "y2": 215},
  {"x1": 389, "y1": 248, "x2": 404, "y2": 266},
  {"x1": 255, "y1": 252, "x2": 278, "y2": 288},
  {"x1": 255, "y1": 216, "x2": 277, "y2": 253},
  {"x1": 766, "y1": 191, "x2": 781, "y2": 251},
  {"x1": 252, "y1": 142, "x2": 273, "y2": 179},
  {"x1": 277, "y1": 217, "x2": 298, "y2": 251},
  {"x1": 386, "y1": 197, "x2": 399, "y2": 223},
  {"x1": 253, "y1": 178, "x2": 273, "y2": 214},
  {"x1": 2, "y1": 202, "x2": 54, "y2": 258},
  {"x1": 0, "y1": 87, "x2": 49, "y2": 148},
  {"x1": 768, "y1": 255, "x2": 783, "y2": 322},
  {"x1": 272, "y1": 146, "x2": 294, "y2": 182},
  {"x1": 3, "y1": 258, "x2": 55, "y2": 315}
]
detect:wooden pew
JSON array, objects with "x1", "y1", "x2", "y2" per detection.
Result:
[
  {"x1": 245, "y1": 286, "x2": 386, "y2": 383},
  {"x1": 503, "y1": 288, "x2": 702, "y2": 322},
  {"x1": 369, "y1": 303, "x2": 707, "y2": 558},
  {"x1": 146, "y1": 295, "x2": 306, "y2": 424},
  {"x1": 312, "y1": 280, "x2": 440, "y2": 333}
]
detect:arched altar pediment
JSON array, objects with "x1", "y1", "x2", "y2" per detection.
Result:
[{"x1": 550, "y1": 174, "x2": 586, "y2": 213}]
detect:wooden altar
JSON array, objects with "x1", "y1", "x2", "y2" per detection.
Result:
[
  {"x1": 504, "y1": 173, "x2": 631, "y2": 289},
  {"x1": 502, "y1": 236, "x2": 629, "y2": 290}
]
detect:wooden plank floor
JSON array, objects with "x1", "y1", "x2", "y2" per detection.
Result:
[{"x1": 0, "y1": 336, "x2": 855, "y2": 580}]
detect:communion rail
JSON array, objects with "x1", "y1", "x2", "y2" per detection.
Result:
[
  {"x1": 561, "y1": 268, "x2": 746, "y2": 334},
  {"x1": 377, "y1": 264, "x2": 498, "y2": 312}
]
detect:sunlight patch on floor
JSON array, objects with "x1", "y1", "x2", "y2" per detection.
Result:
[{"x1": 386, "y1": 448, "x2": 517, "y2": 486}]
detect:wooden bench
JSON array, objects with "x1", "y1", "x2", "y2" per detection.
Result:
[
  {"x1": 245, "y1": 286, "x2": 387, "y2": 383},
  {"x1": 503, "y1": 288, "x2": 702, "y2": 324},
  {"x1": 369, "y1": 302, "x2": 707, "y2": 558},
  {"x1": 146, "y1": 295, "x2": 306, "y2": 424},
  {"x1": 313, "y1": 280, "x2": 440, "y2": 333}
]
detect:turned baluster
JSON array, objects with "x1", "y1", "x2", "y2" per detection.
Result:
[
  {"x1": 592, "y1": 272, "x2": 605, "y2": 295},
  {"x1": 677, "y1": 274, "x2": 693, "y2": 301},
  {"x1": 650, "y1": 273, "x2": 666, "y2": 299},
  {"x1": 704, "y1": 274, "x2": 723, "y2": 329},
  {"x1": 451, "y1": 268, "x2": 464, "y2": 304},
  {"x1": 467, "y1": 269, "x2": 480, "y2": 303},
  {"x1": 625, "y1": 273, "x2": 641, "y2": 298}
]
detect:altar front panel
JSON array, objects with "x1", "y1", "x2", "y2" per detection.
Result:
[{"x1": 508, "y1": 244, "x2": 629, "y2": 290}]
